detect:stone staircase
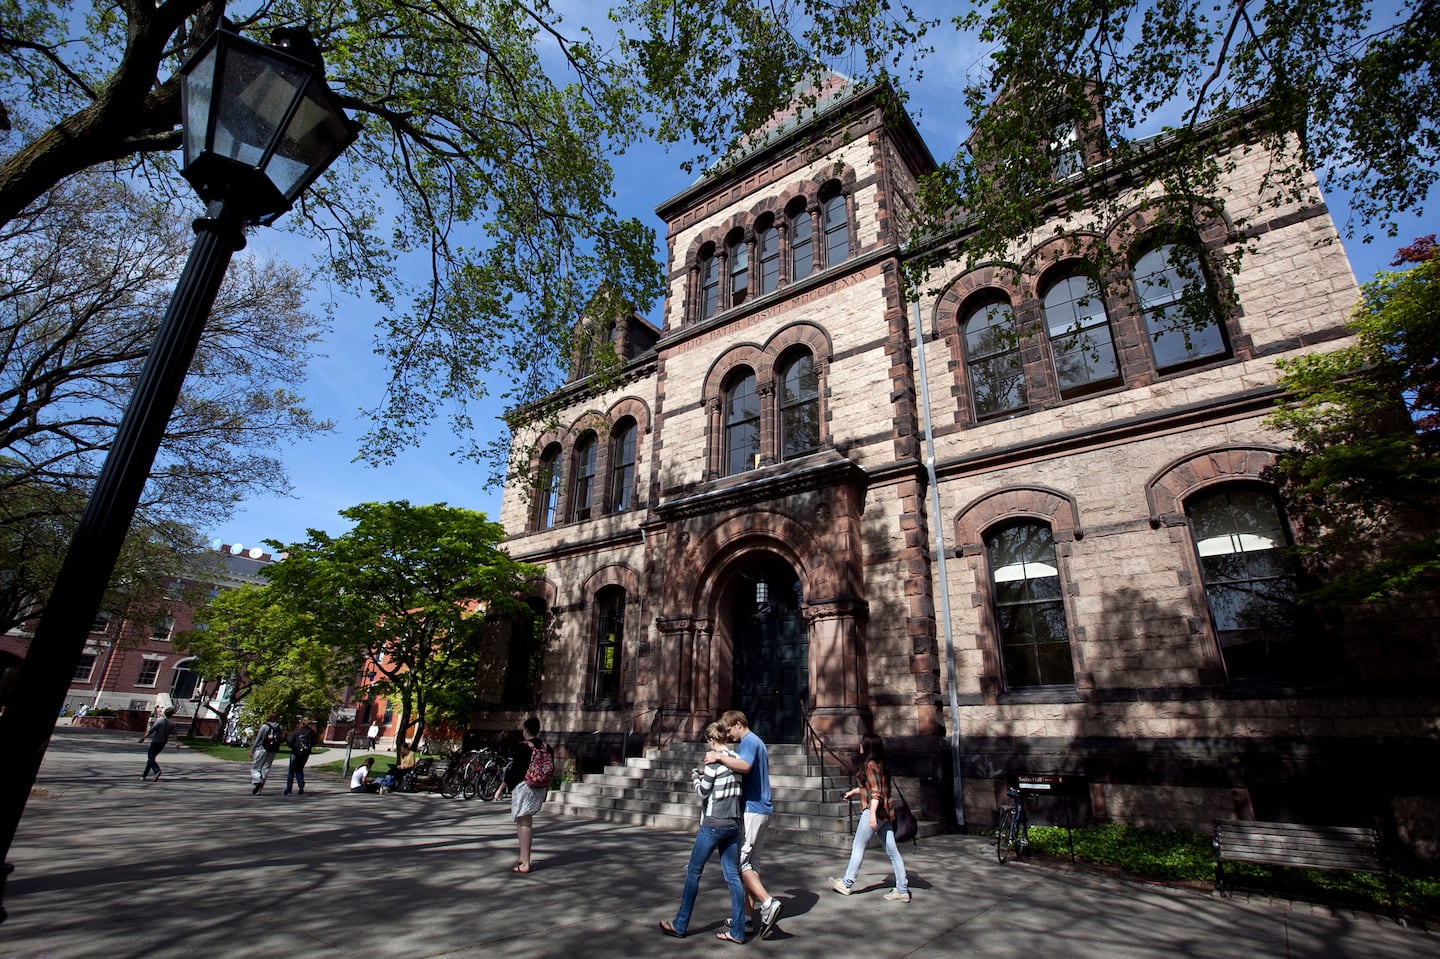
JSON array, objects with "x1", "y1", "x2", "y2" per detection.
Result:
[{"x1": 552, "y1": 742, "x2": 939, "y2": 849}]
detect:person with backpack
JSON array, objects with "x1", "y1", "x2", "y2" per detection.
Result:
[
  {"x1": 283, "y1": 717, "x2": 318, "y2": 795},
  {"x1": 501, "y1": 716, "x2": 552, "y2": 873},
  {"x1": 828, "y1": 733, "x2": 910, "y2": 902},
  {"x1": 250, "y1": 712, "x2": 284, "y2": 795}
]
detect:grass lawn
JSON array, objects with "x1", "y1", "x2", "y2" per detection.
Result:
[{"x1": 1024, "y1": 823, "x2": 1440, "y2": 923}]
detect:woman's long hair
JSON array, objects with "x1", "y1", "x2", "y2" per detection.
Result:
[{"x1": 858, "y1": 733, "x2": 888, "y2": 776}]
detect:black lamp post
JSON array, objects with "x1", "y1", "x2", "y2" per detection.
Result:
[{"x1": 0, "y1": 25, "x2": 358, "y2": 922}]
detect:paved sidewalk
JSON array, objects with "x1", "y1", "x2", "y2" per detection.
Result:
[{"x1": 0, "y1": 727, "x2": 1433, "y2": 958}]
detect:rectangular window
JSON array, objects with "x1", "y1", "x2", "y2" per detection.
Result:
[
  {"x1": 151, "y1": 615, "x2": 174, "y2": 642},
  {"x1": 90, "y1": 612, "x2": 112, "y2": 634},
  {"x1": 73, "y1": 653, "x2": 97, "y2": 683},
  {"x1": 136, "y1": 660, "x2": 161, "y2": 687},
  {"x1": 594, "y1": 589, "x2": 625, "y2": 702}
]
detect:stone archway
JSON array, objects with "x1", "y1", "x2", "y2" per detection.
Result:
[{"x1": 721, "y1": 554, "x2": 808, "y2": 743}]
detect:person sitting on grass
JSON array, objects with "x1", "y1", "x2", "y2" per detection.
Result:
[{"x1": 350, "y1": 757, "x2": 381, "y2": 794}]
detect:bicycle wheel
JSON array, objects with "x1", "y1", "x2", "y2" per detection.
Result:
[
  {"x1": 477, "y1": 763, "x2": 501, "y2": 801},
  {"x1": 1016, "y1": 816, "x2": 1030, "y2": 860},
  {"x1": 462, "y1": 764, "x2": 481, "y2": 800},
  {"x1": 996, "y1": 807, "x2": 1017, "y2": 864},
  {"x1": 439, "y1": 765, "x2": 463, "y2": 798}
]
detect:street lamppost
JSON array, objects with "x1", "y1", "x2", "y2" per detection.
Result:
[{"x1": 0, "y1": 25, "x2": 358, "y2": 922}]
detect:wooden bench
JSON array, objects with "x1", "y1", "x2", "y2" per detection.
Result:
[{"x1": 1212, "y1": 819, "x2": 1401, "y2": 922}]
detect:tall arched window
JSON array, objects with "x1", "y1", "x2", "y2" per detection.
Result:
[
  {"x1": 788, "y1": 199, "x2": 813, "y2": 282},
  {"x1": 1132, "y1": 243, "x2": 1226, "y2": 370},
  {"x1": 728, "y1": 230, "x2": 749, "y2": 307},
  {"x1": 1187, "y1": 487, "x2": 1303, "y2": 680},
  {"x1": 821, "y1": 187, "x2": 849, "y2": 267},
  {"x1": 986, "y1": 521, "x2": 1074, "y2": 689},
  {"x1": 570, "y1": 431, "x2": 597, "y2": 521},
  {"x1": 724, "y1": 369, "x2": 761, "y2": 475},
  {"x1": 593, "y1": 586, "x2": 625, "y2": 702},
  {"x1": 756, "y1": 216, "x2": 780, "y2": 295},
  {"x1": 609, "y1": 419, "x2": 637, "y2": 513},
  {"x1": 964, "y1": 298, "x2": 1026, "y2": 418},
  {"x1": 779, "y1": 351, "x2": 820, "y2": 460},
  {"x1": 698, "y1": 244, "x2": 720, "y2": 321},
  {"x1": 1043, "y1": 271, "x2": 1118, "y2": 395},
  {"x1": 533, "y1": 444, "x2": 561, "y2": 530}
]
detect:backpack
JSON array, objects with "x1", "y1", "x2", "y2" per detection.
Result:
[
  {"x1": 523, "y1": 740, "x2": 554, "y2": 788},
  {"x1": 261, "y1": 723, "x2": 283, "y2": 752}
]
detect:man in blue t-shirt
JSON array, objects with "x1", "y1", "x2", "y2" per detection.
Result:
[{"x1": 705, "y1": 709, "x2": 783, "y2": 939}]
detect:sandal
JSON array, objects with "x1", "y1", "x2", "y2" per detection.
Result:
[
  {"x1": 716, "y1": 932, "x2": 744, "y2": 943},
  {"x1": 658, "y1": 921, "x2": 684, "y2": 938},
  {"x1": 511, "y1": 863, "x2": 530, "y2": 873}
]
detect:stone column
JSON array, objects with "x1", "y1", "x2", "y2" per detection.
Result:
[{"x1": 803, "y1": 597, "x2": 871, "y2": 743}]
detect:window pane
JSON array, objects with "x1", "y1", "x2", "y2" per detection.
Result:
[
  {"x1": 534, "y1": 448, "x2": 561, "y2": 530},
  {"x1": 1133, "y1": 244, "x2": 1226, "y2": 369},
  {"x1": 572, "y1": 435, "x2": 596, "y2": 520},
  {"x1": 700, "y1": 251, "x2": 720, "y2": 320},
  {"x1": 986, "y1": 522, "x2": 1073, "y2": 689},
  {"x1": 965, "y1": 301, "x2": 1026, "y2": 417},
  {"x1": 1187, "y1": 488, "x2": 1300, "y2": 679},
  {"x1": 779, "y1": 353, "x2": 819, "y2": 459},
  {"x1": 1044, "y1": 273, "x2": 1119, "y2": 394},
  {"x1": 790, "y1": 207, "x2": 813, "y2": 281},
  {"x1": 823, "y1": 192, "x2": 848, "y2": 267},
  {"x1": 610, "y1": 422, "x2": 636, "y2": 512},
  {"x1": 757, "y1": 224, "x2": 780, "y2": 294},
  {"x1": 725, "y1": 373, "x2": 760, "y2": 475},
  {"x1": 595, "y1": 588, "x2": 624, "y2": 701},
  {"x1": 729, "y1": 236, "x2": 749, "y2": 306}
]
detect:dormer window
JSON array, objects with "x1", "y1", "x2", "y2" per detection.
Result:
[{"x1": 1048, "y1": 121, "x2": 1083, "y2": 179}]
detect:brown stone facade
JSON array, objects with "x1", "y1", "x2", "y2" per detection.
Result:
[{"x1": 491, "y1": 81, "x2": 1440, "y2": 856}]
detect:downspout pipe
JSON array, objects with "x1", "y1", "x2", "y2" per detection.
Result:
[{"x1": 911, "y1": 298, "x2": 966, "y2": 828}]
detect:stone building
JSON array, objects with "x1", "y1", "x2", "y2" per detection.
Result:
[{"x1": 491, "y1": 78, "x2": 1439, "y2": 851}]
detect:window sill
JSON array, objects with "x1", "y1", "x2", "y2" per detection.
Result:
[{"x1": 996, "y1": 686, "x2": 1082, "y2": 705}]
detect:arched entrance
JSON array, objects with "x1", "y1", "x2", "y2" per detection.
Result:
[{"x1": 726, "y1": 556, "x2": 807, "y2": 743}]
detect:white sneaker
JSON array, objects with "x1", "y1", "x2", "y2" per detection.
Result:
[
  {"x1": 883, "y1": 889, "x2": 911, "y2": 903},
  {"x1": 829, "y1": 877, "x2": 852, "y2": 895},
  {"x1": 758, "y1": 898, "x2": 782, "y2": 938}
]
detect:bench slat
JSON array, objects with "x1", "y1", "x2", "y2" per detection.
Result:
[{"x1": 1213, "y1": 819, "x2": 1383, "y2": 873}]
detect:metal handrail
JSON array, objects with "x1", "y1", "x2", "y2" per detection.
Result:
[{"x1": 802, "y1": 702, "x2": 856, "y2": 834}]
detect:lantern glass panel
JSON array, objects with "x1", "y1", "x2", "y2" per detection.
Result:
[
  {"x1": 264, "y1": 82, "x2": 355, "y2": 201},
  {"x1": 211, "y1": 48, "x2": 308, "y2": 169},
  {"x1": 181, "y1": 47, "x2": 218, "y2": 167}
]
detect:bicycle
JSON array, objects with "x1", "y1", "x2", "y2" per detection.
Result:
[
  {"x1": 995, "y1": 786, "x2": 1029, "y2": 863},
  {"x1": 440, "y1": 750, "x2": 483, "y2": 799}
]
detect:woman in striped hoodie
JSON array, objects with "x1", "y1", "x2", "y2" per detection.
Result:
[{"x1": 659, "y1": 720, "x2": 748, "y2": 942}]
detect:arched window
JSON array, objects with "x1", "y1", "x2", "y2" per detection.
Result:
[
  {"x1": 593, "y1": 586, "x2": 625, "y2": 702},
  {"x1": 964, "y1": 298, "x2": 1026, "y2": 418},
  {"x1": 1187, "y1": 487, "x2": 1302, "y2": 680},
  {"x1": 728, "y1": 230, "x2": 749, "y2": 307},
  {"x1": 821, "y1": 187, "x2": 849, "y2": 267},
  {"x1": 756, "y1": 216, "x2": 780, "y2": 295},
  {"x1": 533, "y1": 444, "x2": 561, "y2": 530},
  {"x1": 986, "y1": 521, "x2": 1074, "y2": 689},
  {"x1": 698, "y1": 244, "x2": 720, "y2": 321},
  {"x1": 788, "y1": 199, "x2": 813, "y2": 282},
  {"x1": 570, "y1": 431, "x2": 597, "y2": 521},
  {"x1": 1132, "y1": 243, "x2": 1226, "y2": 370},
  {"x1": 609, "y1": 419, "x2": 637, "y2": 513},
  {"x1": 1043, "y1": 271, "x2": 1118, "y2": 395},
  {"x1": 503, "y1": 599, "x2": 546, "y2": 708},
  {"x1": 724, "y1": 369, "x2": 761, "y2": 475},
  {"x1": 778, "y1": 351, "x2": 820, "y2": 460}
]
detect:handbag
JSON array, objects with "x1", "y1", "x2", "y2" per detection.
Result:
[{"x1": 892, "y1": 781, "x2": 918, "y2": 843}]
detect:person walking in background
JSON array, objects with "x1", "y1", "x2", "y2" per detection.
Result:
[
  {"x1": 829, "y1": 733, "x2": 910, "y2": 902},
  {"x1": 250, "y1": 712, "x2": 284, "y2": 795},
  {"x1": 705, "y1": 709, "x2": 783, "y2": 939},
  {"x1": 283, "y1": 717, "x2": 318, "y2": 795},
  {"x1": 502, "y1": 716, "x2": 553, "y2": 874},
  {"x1": 660, "y1": 721, "x2": 747, "y2": 943},
  {"x1": 139, "y1": 706, "x2": 179, "y2": 781},
  {"x1": 366, "y1": 721, "x2": 380, "y2": 750}
]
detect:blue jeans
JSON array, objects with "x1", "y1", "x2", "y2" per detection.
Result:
[
  {"x1": 672, "y1": 819, "x2": 746, "y2": 939},
  {"x1": 842, "y1": 816, "x2": 908, "y2": 894},
  {"x1": 284, "y1": 755, "x2": 308, "y2": 794}
]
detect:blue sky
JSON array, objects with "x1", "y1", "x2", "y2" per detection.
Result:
[{"x1": 207, "y1": 5, "x2": 1433, "y2": 553}]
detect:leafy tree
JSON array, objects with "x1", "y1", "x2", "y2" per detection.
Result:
[
  {"x1": 179, "y1": 581, "x2": 348, "y2": 738},
  {"x1": 258, "y1": 501, "x2": 542, "y2": 757},
  {"x1": 0, "y1": 168, "x2": 327, "y2": 625},
  {"x1": 1268, "y1": 236, "x2": 1440, "y2": 602},
  {"x1": 0, "y1": 0, "x2": 669, "y2": 468}
]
